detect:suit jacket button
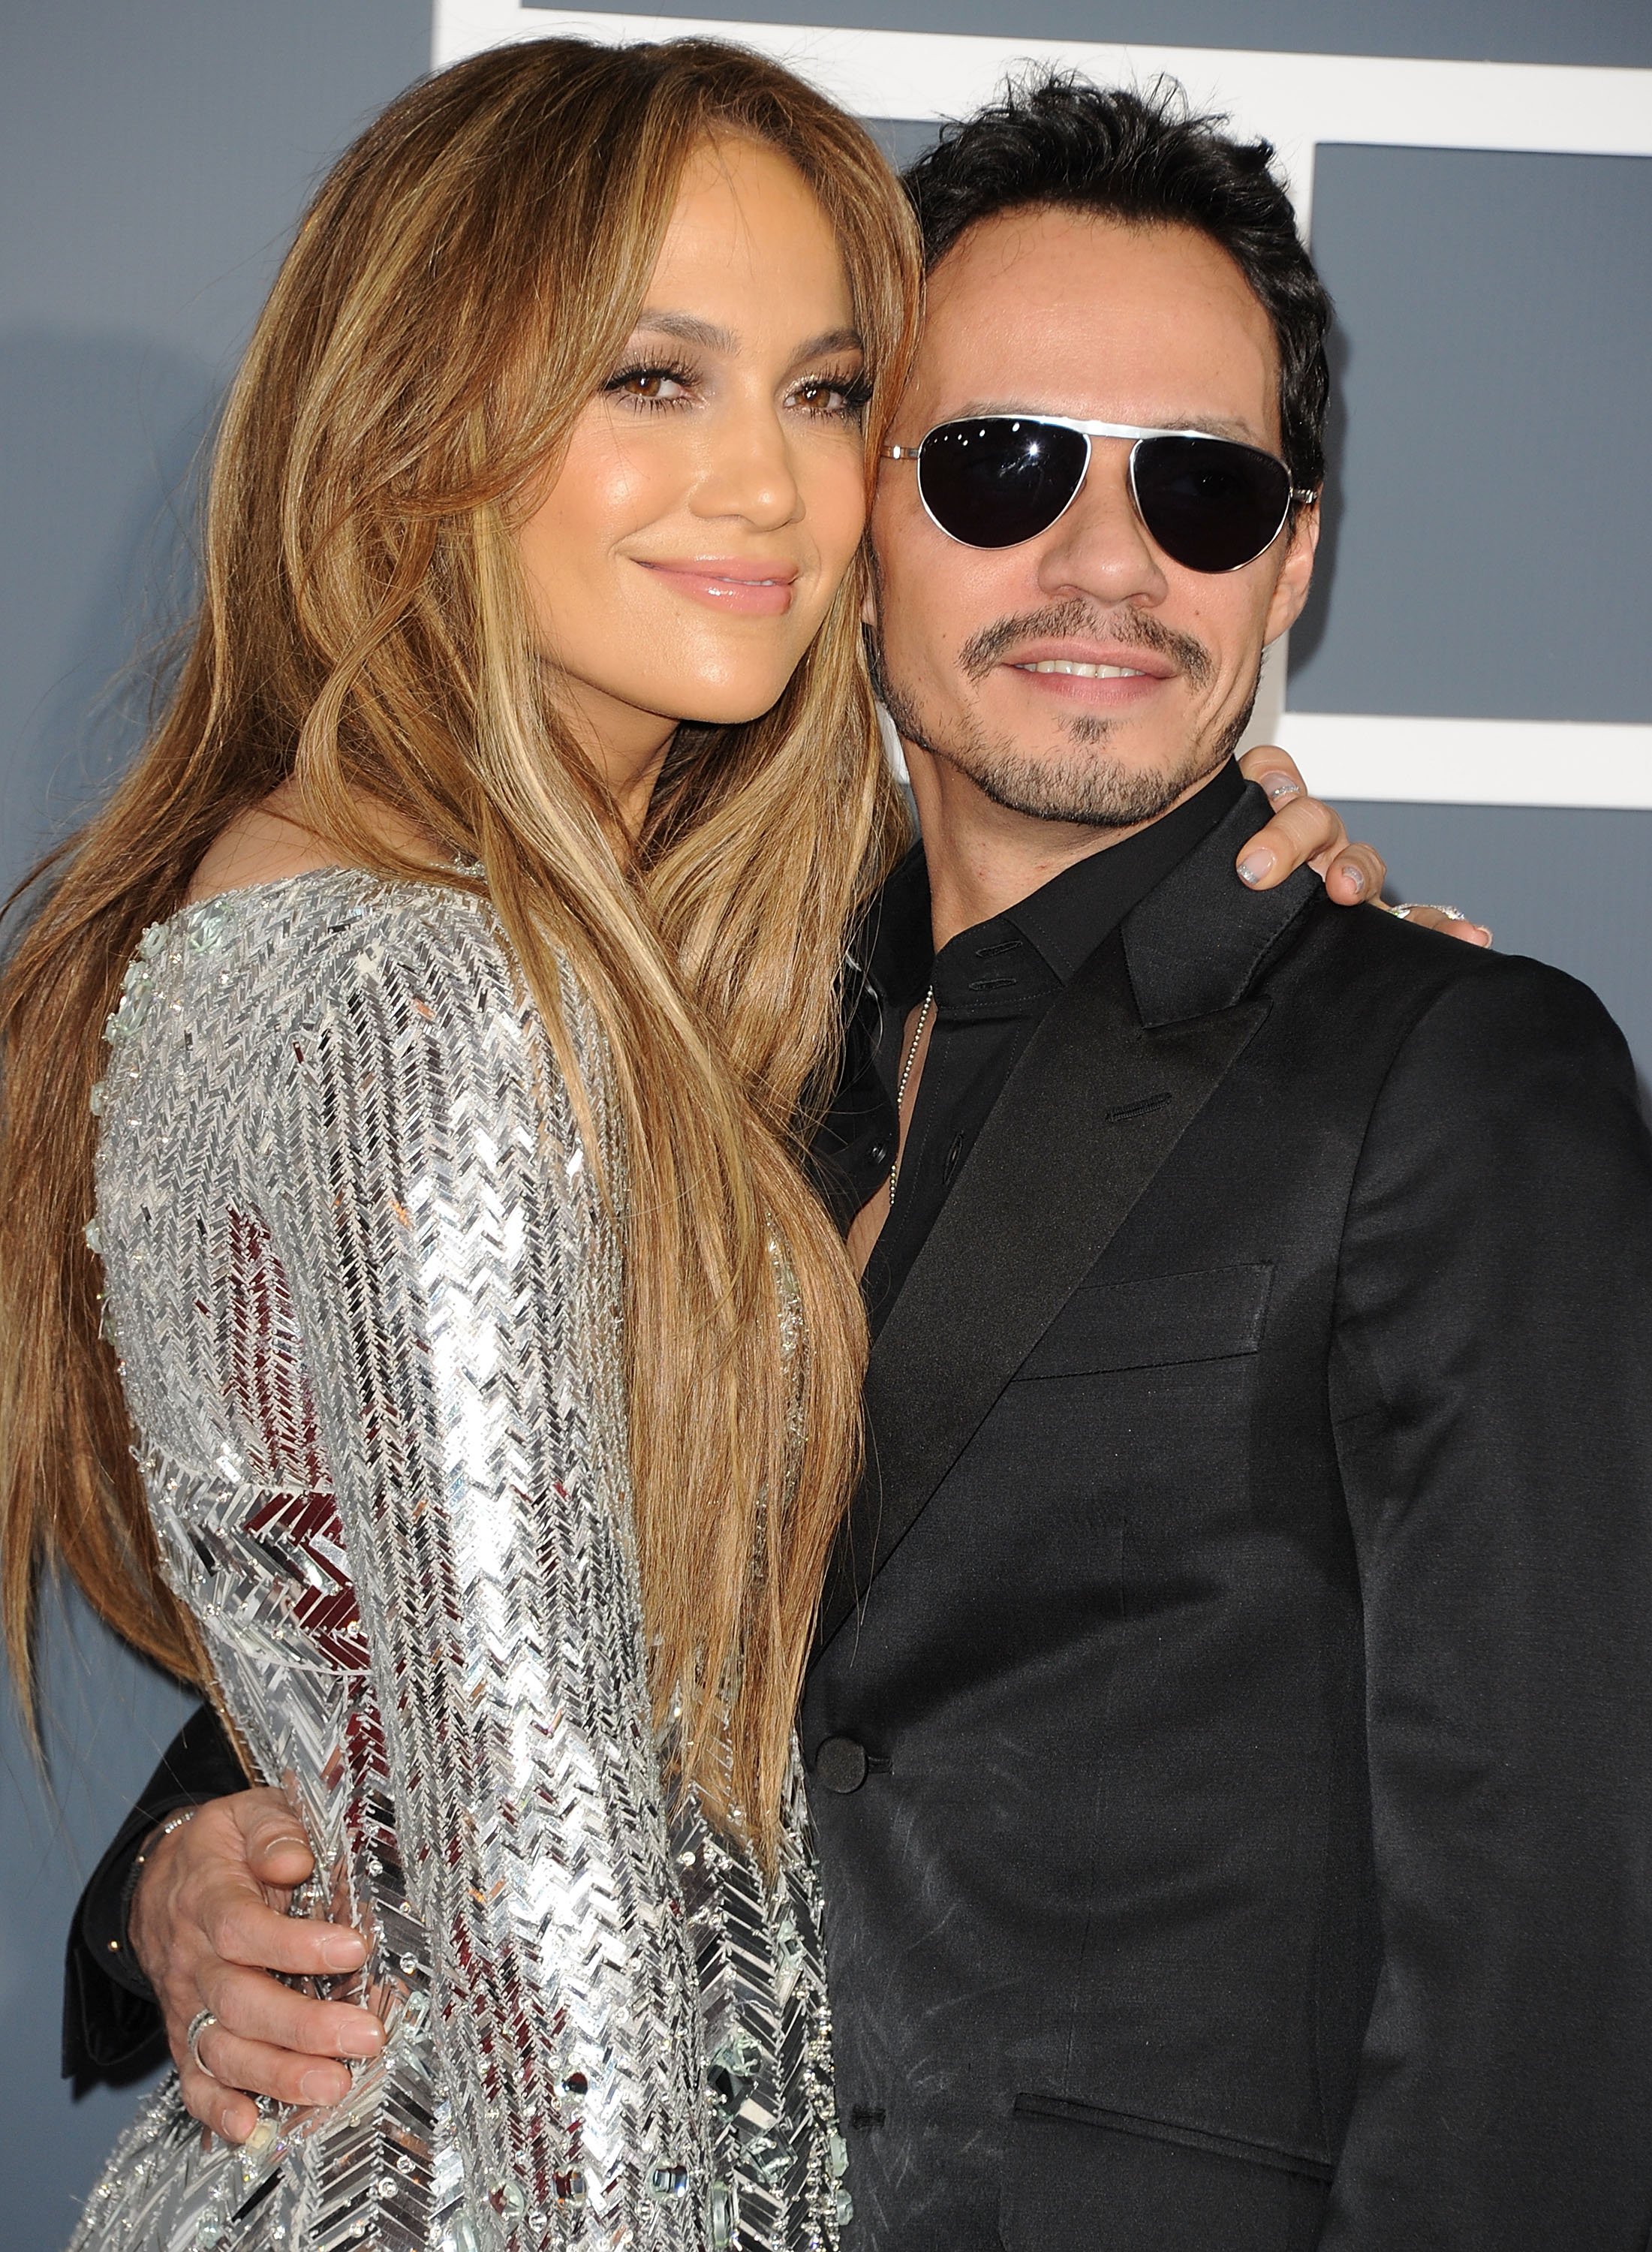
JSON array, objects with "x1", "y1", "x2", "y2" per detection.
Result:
[{"x1": 814, "y1": 1736, "x2": 869, "y2": 1793}]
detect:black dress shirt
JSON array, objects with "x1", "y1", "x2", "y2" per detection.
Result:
[{"x1": 814, "y1": 757, "x2": 1246, "y2": 1331}]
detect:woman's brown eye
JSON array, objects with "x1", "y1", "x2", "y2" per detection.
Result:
[
  {"x1": 793, "y1": 373, "x2": 870, "y2": 417},
  {"x1": 604, "y1": 363, "x2": 693, "y2": 404}
]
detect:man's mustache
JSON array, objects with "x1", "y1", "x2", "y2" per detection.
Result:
[{"x1": 958, "y1": 601, "x2": 1214, "y2": 692}]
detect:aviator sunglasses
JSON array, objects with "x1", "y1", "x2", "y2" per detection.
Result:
[{"x1": 883, "y1": 416, "x2": 1317, "y2": 573}]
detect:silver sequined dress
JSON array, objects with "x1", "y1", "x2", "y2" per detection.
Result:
[{"x1": 72, "y1": 871, "x2": 845, "y2": 2252}]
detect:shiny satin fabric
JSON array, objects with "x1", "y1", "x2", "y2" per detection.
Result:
[{"x1": 73, "y1": 872, "x2": 844, "y2": 2252}]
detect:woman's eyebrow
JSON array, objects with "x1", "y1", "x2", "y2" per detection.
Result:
[
  {"x1": 627, "y1": 315, "x2": 864, "y2": 364},
  {"x1": 631, "y1": 310, "x2": 737, "y2": 352},
  {"x1": 791, "y1": 327, "x2": 863, "y2": 361}
]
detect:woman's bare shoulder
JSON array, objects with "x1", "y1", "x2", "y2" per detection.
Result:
[{"x1": 185, "y1": 784, "x2": 434, "y2": 905}]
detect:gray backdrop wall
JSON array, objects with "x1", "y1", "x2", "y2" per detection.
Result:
[{"x1": 3, "y1": 5, "x2": 1648, "y2": 2244}]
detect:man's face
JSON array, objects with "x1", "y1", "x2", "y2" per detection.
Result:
[{"x1": 869, "y1": 206, "x2": 1319, "y2": 832}]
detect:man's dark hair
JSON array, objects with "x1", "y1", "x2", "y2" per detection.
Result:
[{"x1": 902, "y1": 74, "x2": 1333, "y2": 492}]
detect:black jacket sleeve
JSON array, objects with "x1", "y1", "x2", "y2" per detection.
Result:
[
  {"x1": 1323, "y1": 954, "x2": 1652, "y2": 2249},
  {"x1": 62, "y1": 1699, "x2": 249, "y2": 2084}
]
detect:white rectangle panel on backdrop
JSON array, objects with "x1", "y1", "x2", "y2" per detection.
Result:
[{"x1": 434, "y1": 2, "x2": 1652, "y2": 809}]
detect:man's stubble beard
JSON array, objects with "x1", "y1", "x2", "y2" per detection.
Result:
[{"x1": 872, "y1": 598, "x2": 1262, "y2": 831}]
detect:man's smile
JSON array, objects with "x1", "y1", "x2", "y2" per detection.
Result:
[
  {"x1": 1013, "y1": 658, "x2": 1148, "y2": 677},
  {"x1": 988, "y1": 632, "x2": 1181, "y2": 709}
]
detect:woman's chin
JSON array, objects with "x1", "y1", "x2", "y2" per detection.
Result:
[{"x1": 667, "y1": 677, "x2": 799, "y2": 729}]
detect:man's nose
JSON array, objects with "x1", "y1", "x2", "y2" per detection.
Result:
[
  {"x1": 1033, "y1": 441, "x2": 1168, "y2": 607},
  {"x1": 690, "y1": 405, "x2": 805, "y2": 531}
]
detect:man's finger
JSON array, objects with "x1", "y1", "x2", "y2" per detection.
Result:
[
  {"x1": 205, "y1": 1886, "x2": 365, "y2": 1977},
  {"x1": 200, "y1": 1960, "x2": 384, "y2": 2062},
  {"x1": 196, "y1": 2022, "x2": 356, "y2": 2112},
  {"x1": 234, "y1": 1787, "x2": 317, "y2": 1885},
  {"x1": 176, "y1": 2058, "x2": 260, "y2": 2145}
]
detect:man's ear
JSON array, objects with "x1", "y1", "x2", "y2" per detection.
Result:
[
  {"x1": 861, "y1": 531, "x2": 883, "y2": 631},
  {"x1": 1262, "y1": 500, "x2": 1320, "y2": 642}
]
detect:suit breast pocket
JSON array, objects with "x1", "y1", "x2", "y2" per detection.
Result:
[
  {"x1": 1000, "y1": 2096, "x2": 1329, "y2": 2252},
  {"x1": 1014, "y1": 1262, "x2": 1274, "y2": 1382}
]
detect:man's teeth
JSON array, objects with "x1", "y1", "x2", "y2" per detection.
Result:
[{"x1": 1016, "y1": 659, "x2": 1146, "y2": 678}]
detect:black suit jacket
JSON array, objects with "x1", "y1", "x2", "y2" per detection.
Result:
[
  {"x1": 802, "y1": 791, "x2": 1652, "y2": 2251},
  {"x1": 65, "y1": 793, "x2": 1652, "y2": 2250}
]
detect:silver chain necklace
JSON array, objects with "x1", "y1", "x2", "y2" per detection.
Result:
[{"x1": 886, "y1": 985, "x2": 935, "y2": 1209}]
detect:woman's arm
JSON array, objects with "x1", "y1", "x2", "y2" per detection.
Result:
[{"x1": 258, "y1": 896, "x2": 712, "y2": 2248}]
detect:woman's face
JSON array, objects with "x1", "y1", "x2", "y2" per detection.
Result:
[{"x1": 517, "y1": 135, "x2": 870, "y2": 801}]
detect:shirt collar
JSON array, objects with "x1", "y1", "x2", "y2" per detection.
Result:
[
  {"x1": 1007, "y1": 757, "x2": 1246, "y2": 980},
  {"x1": 863, "y1": 757, "x2": 1247, "y2": 1007}
]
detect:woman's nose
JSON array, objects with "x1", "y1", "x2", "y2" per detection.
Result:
[{"x1": 691, "y1": 407, "x2": 805, "y2": 529}]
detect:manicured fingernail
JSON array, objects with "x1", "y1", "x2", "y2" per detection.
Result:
[
  {"x1": 1473, "y1": 925, "x2": 1494, "y2": 947},
  {"x1": 1237, "y1": 850, "x2": 1274, "y2": 887},
  {"x1": 300, "y1": 2066, "x2": 350, "y2": 2104},
  {"x1": 266, "y1": 1833, "x2": 308, "y2": 1856},
  {"x1": 1338, "y1": 860, "x2": 1367, "y2": 897},
  {"x1": 338, "y1": 2019, "x2": 383, "y2": 2058},
  {"x1": 243, "y1": 2119, "x2": 278, "y2": 2157},
  {"x1": 1262, "y1": 775, "x2": 1301, "y2": 803},
  {"x1": 322, "y1": 1933, "x2": 365, "y2": 1970}
]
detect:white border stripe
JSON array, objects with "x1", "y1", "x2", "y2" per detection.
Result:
[
  {"x1": 434, "y1": 5, "x2": 1652, "y2": 223},
  {"x1": 1274, "y1": 715, "x2": 1652, "y2": 811},
  {"x1": 432, "y1": 5, "x2": 1652, "y2": 808}
]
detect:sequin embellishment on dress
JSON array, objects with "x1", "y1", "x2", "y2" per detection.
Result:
[{"x1": 73, "y1": 873, "x2": 843, "y2": 2252}]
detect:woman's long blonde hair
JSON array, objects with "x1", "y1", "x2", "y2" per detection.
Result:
[{"x1": 0, "y1": 38, "x2": 919, "y2": 1855}]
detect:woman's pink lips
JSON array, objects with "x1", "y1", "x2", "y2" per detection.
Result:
[{"x1": 636, "y1": 558, "x2": 798, "y2": 616}]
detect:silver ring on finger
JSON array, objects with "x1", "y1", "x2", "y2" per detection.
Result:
[
  {"x1": 185, "y1": 2007, "x2": 218, "y2": 2079},
  {"x1": 1394, "y1": 901, "x2": 1467, "y2": 922}
]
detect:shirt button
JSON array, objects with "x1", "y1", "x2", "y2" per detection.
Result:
[{"x1": 813, "y1": 1736, "x2": 870, "y2": 1793}]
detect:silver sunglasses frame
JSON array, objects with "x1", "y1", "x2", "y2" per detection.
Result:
[{"x1": 883, "y1": 415, "x2": 1319, "y2": 569}]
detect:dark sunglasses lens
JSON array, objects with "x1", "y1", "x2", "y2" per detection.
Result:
[
  {"x1": 916, "y1": 420, "x2": 1089, "y2": 548},
  {"x1": 1131, "y1": 436, "x2": 1292, "y2": 572}
]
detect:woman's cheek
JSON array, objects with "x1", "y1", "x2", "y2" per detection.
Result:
[{"x1": 808, "y1": 453, "x2": 870, "y2": 593}]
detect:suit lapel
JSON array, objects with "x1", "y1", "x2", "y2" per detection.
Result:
[
  {"x1": 814, "y1": 784, "x2": 1322, "y2": 1657},
  {"x1": 816, "y1": 935, "x2": 1265, "y2": 1651}
]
